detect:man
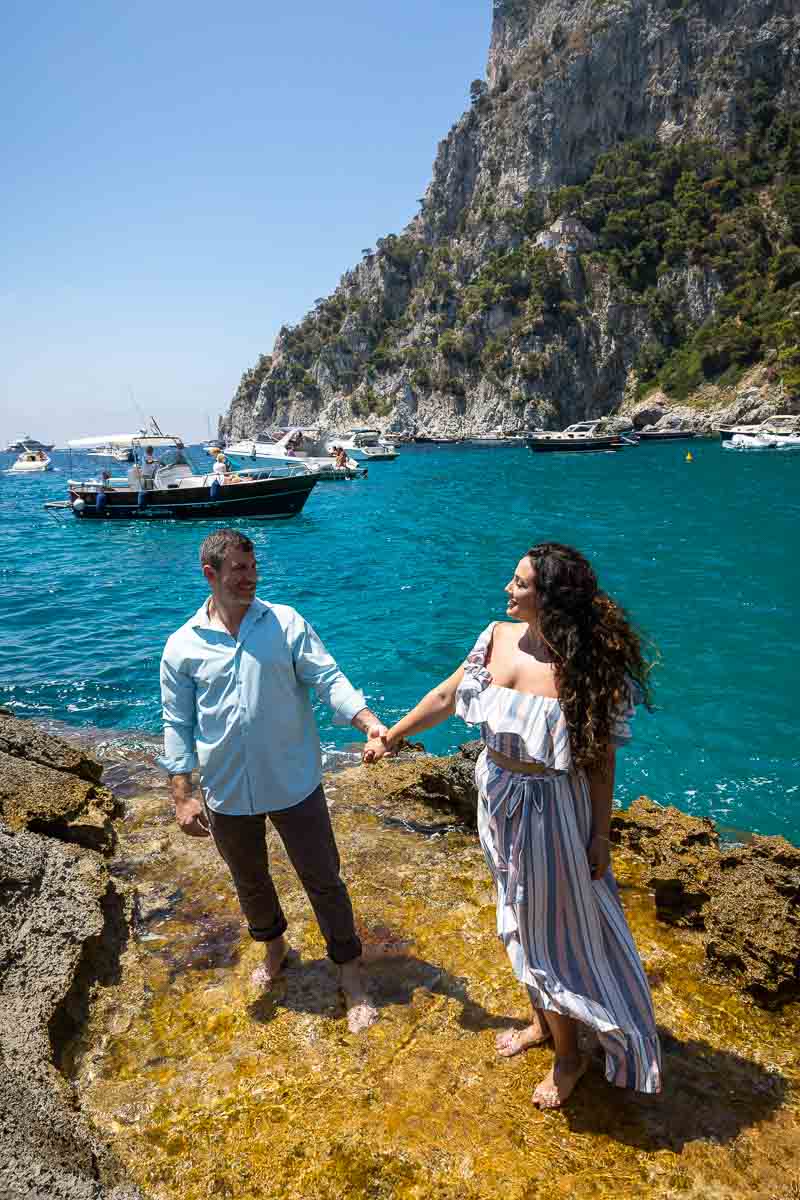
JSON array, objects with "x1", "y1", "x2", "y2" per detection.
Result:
[
  {"x1": 140, "y1": 445, "x2": 160, "y2": 490},
  {"x1": 157, "y1": 528, "x2": 383, "y2": 1031}
]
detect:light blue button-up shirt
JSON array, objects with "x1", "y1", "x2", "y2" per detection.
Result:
[{"x1": 157, "y1": 598, "x2": 366, "y2": 814}]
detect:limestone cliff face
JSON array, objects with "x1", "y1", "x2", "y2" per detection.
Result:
[{"x1": 220, "y1": 0, "x2": 800, "y2": 439}]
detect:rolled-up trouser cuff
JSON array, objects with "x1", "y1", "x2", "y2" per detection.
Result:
[{"x1": 248, "y1": 914, "x2": 289, "y2": 944}]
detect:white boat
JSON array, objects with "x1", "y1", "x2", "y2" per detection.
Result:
[
  {"x1": 3, "y1": 435, "x2": 54, "y2": 453},
  {"x1": 226, "y1": 428, "x2": 368, "y2": 480},
  {"x1": 325, "y1": 428, "x2": 397, "y2": 461},
  {"x1": 8, "y1": 448, "x2": 53, "y2": 473},
  {"x1": 84, "y1": 443, "x2": 135, "y2": 462},
  {"x1": 717, "y1": 414, "x2": 799, "y2": 442},
  {"x1": 468, "y1": 428, "x2": 527, "y2": 446},
  {"x1": 723, "y1": 431, "x2": 800, "y2": 451}
]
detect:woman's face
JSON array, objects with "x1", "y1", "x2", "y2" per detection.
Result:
[{"x1": 505, "y1": 556, "x2": 538, "y2": 623}]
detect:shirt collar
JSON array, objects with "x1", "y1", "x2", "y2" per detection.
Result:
[{"x1": 190, "y1": 596, "x2": 271, "y2": 634}]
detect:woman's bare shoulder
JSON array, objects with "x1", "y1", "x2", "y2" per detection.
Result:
[{"x1": 490, "y1": 621, "x2": 520, "y2": 645}]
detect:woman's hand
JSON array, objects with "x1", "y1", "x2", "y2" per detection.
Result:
[{"x1": 587, "y1": 835, "x2": 611, "y2": 880}]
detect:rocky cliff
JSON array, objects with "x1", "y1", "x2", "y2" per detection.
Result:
[{"x1": 220, "y1": 0, "x2": 800, "y2": 440}]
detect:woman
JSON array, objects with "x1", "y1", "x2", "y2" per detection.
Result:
[{"x1": 364, "y1": 543, "x2": 662, "y2": 1108}]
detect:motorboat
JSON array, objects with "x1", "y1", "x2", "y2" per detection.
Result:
[
  {"x1": 723, "y1": 431, "x2": 800, "y2": 451},
  {"x1": 412, "y1": 435, "x2": 464, "y2": 444},
  {"x1": 325, "y1": 428, "x2": 398, "y2": 461},
  {"x1": 78, "y1": 419, "x2": 171, "y2": 463},
  {"x1": 47, "y1": 433, "x2": 317, "y2": 520},
  {"x1": 3, "y1": 435, "x2": 54, "y2": 453},
  {"x1": 468, "y1": 428, "x2": 528, "y2": 446},
  {"x1": 8, "y1": 448, "x2": 53, "y2": 473},
  {"x1": 526, "y1": 421, "x2": 625, "y2": 453},
  {"x1": 84, "y1": 442, "x2": 135, "y2": 462},
  {"x1": 717, "y1": 414, "x2": 799, "y2": 442},
  {"x1": 637, "y1": 428, "x2": 698, "y2": 441},
  {"x1": 226, "y1": 428, "x2": 368, "y2": 480}
]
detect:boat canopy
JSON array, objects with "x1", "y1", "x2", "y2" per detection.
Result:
[{"x1": 67, "y1": 434, "x2": 183, "y2": 449}]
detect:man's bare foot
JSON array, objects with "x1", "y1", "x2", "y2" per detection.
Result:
[
  {"x1": 496, "y1": 1014, "x2": 551, "y2": 1058},
  {"x1": 251, "y1": 935, "x2": 289, "y2": 989},
  {"x1": 339, "y1": 958, "x2": 378, "y2": 1033},
  {"x1": 533, "y1": 1054, "x2": 588, "y2": 1110}
]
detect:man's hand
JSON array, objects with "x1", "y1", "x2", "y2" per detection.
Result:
[
  {"x1": 171, "y1": 775, "x2": 210, "y2": 838},
  {"x1": 587, "y1": 835, "x2": 611, "y2": 881}
]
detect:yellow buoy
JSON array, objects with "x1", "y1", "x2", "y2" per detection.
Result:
[{"x1": 685, "y1": 451, "x2": 693, "y2": 462}]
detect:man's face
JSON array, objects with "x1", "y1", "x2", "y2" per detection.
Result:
[{"x1": 205, "y1": 548, "x2": 257, "y2": 608}]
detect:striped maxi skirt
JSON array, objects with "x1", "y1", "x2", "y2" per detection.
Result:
[{"x1": 476, "y1": 749, "x2": 662, "y2": 1093}]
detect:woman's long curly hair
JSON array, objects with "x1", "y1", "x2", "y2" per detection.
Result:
[{"x1": 526, "y1": 543, "x2": 654, "y2": 770}]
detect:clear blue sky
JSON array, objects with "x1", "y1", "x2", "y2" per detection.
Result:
[{"x1": 0, "y1": 1, "x2": 490, "y2": 445}]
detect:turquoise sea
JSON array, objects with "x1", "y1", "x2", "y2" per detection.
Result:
[{"x1": 1, "y1": 441, "x2": 797, "y2": 841}]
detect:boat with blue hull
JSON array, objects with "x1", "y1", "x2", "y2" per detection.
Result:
[
  {"x1": 64, "y1": 471, "x2": 316, "y2": 520},
  {"x1": 526, "y1": 421, "x2": 625, "y2": 453},
  {"x1": 45, "y1": 433, "x2": 317, "y2": 521}
]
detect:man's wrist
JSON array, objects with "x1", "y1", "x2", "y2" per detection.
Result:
[{"x1": 351, "y1": 707, "x2": 382, "y2": 735}]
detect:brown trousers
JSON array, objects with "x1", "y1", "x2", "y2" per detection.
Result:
[{"x1": 205, "y1": 784, "x2": 362, "y2": 965}]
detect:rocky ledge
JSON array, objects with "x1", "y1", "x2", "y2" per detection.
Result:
[
  {"x1": 2, "y1": 715, "x2": 798, "y2": 1199},
  {"x1": 0, "y1": 712, "x2": 139, "y2": 1200}
]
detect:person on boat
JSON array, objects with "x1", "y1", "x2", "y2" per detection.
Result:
[
  {"x1": 333, "y1": 446, "x2": 348, "y2": 470},
  {"x1": 211, "y1": 450, "x2": 243, "y2": 483},
  {"x1": 158, "y1": 528, "x2": 387, "y2": 1033},
  {"x1": 363, "y1": 542, "x2": 662, "y2": 1108},
  {"x1": 140, "y1": 446, "x2": 160, "y2": 490}
]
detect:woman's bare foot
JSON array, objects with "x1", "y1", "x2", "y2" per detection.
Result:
[
  {"x1": 339, "y1": 958, "x2": 378, "y2": 1033},
  {"x1": 533, "y1": 1054, "x2": 588, "y2": 1109},
  {"x1": 250, "y1": 935, "x2": 289, "y2": 989},
  {"x1": 496, "y1": 1014, "x2": 551, "y2": 1058}
]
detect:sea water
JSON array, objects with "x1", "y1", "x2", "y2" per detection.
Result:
[{"x1": 0, "y1": 441, "x2": 797, "y2": 840}]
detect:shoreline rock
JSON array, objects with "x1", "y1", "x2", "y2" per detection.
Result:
[{"x1": 0, "y1": 714, "x2": 140, "y2": 1200}]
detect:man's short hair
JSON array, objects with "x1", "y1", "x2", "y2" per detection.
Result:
[
  {"x1": 200, "y1": 528, "x2": 255, "y2": 572},
  {"x1": 145, "y1": 446, "x2": 154, "y2": 455}
]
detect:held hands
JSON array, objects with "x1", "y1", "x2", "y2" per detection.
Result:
[
  {"x1": 361, "y1": 718, "x2": 392, "y2": 764},
  {"x1": 362, "y1": 734, "x2": 390, "y2": 764},
  {"x1": 587, "y1": 834, "x2": 611, "y2": 880}
]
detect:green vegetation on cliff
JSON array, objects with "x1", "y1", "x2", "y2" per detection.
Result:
[{"x1": 549, "y1": 95, "x2": 800, "y2": 400}]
